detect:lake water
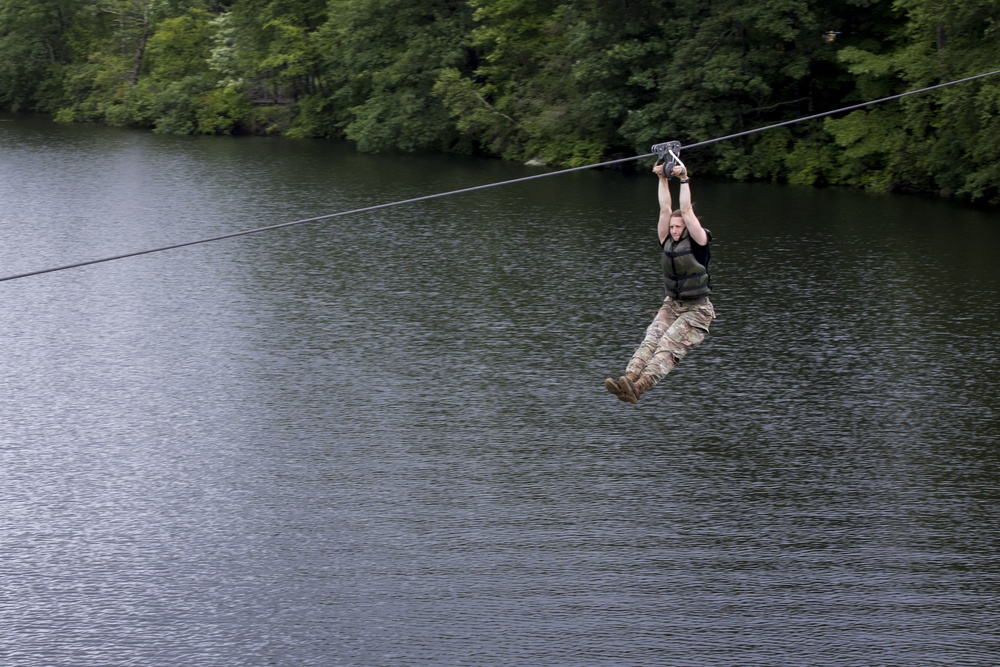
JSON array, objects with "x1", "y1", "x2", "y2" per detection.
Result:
[{"x1": 1, "y1": 113, "x2": 998, "y2": 666}]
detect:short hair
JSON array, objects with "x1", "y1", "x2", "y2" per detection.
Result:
[{"x1": 669, "y1": 210, "x2": 684, "y2": 220}]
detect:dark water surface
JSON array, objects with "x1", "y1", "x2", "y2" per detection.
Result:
[{"x1": 1, "y1": 113, "x2": 998, "y2": 666}]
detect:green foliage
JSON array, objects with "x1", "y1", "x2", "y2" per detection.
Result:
[
  {"x1": 54, "y1": 6, "x2": 220, "y2": 131},
  {"x1": 1, "y1": 0, "x2": 998, "y2": 203},
  {"x1": 437, "y1": 0, "x2": 670, "y2": 164},
  {"x1": 0, "y1": 0, "x2": 88, "y2": 110},
  {"x1": 250, "y1": 103, "x2": 296, "y2": 135},
  {"x1": 225, "y1": 0, "x2": 328, "y2": 103},
  {"x1": 57, "y1": 51, "x2": 137, "y2": 124},
  {"x1": 195, "y1": 85, "x2": 253, "y2": 134},
  {"x1": 821, "y1": 0, "x2": 1000, "y2": 202},
  {"x1": 959, "y1": 83, "x2": 1000, "y2": 203},
  {"x1": 206, "y1": 12, "x2": 246, "y2": 88},
  {"x1": 146, "y1": 10, "x2": 216, "y2": 81},
  {"x1": 142, "y1": 9, "x2": 230, "y2": 133},
  {"x1": 286, "y1": 93, "x2": 338, "y2": 138},
  {"x1": 315, "y1": 0, "x2": 474, "y2": 152}
]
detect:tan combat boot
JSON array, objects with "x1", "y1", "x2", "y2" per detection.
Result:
[
  {"x1": 604, "y1": 372, "x2": 642, "y2": 403},
  {"x1": 604, "y1": 376, "x2": 628, "y2": 402},
  {"x1": 618, "y1": 374, "x2": 655, "y2": 403}
]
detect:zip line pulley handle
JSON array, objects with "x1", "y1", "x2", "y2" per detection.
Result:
[
  {"x1": 652, "y1": 141, "x2": 681, "y2": 161},
  {"x1": 652, "y1": 140, "x2": 684, "y2": 175}
]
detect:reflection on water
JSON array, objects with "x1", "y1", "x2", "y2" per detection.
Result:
[{"x1": 1, "y1": 113, "x2": 998, "y2": 666}]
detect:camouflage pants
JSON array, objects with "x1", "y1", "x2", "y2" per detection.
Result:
[{"x1": 625, "y1": 296, "x2": 715, "y2": 383}]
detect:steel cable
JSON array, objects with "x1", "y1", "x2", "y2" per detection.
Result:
[{"x1": 2, "y1": 68, "x2": 998, "y2": 284}]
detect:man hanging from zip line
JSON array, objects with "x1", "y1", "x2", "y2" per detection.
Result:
[{"x1": 604, "y1": 153, "x2": 716, "y2": 404}]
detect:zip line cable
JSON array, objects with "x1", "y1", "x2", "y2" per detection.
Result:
[
  {"x1": 676, "y1": 67, "x2": 1000, "y2": 153},
  {"x1": 2, "y1": 67, "x2": 999, "y2": 285}
]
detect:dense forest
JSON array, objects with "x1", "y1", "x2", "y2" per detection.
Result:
[{"x1": 1, "y1": 0, "x2": 998, "y2": 203}]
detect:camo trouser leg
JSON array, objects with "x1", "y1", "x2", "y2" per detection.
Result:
[{"x1": 625, "y1": 296, "x2": 715, "y2": 383}]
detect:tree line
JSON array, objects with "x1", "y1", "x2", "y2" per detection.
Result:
[{"x1": 2, "y1": 0, "x2": 998, "y2": 204}]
